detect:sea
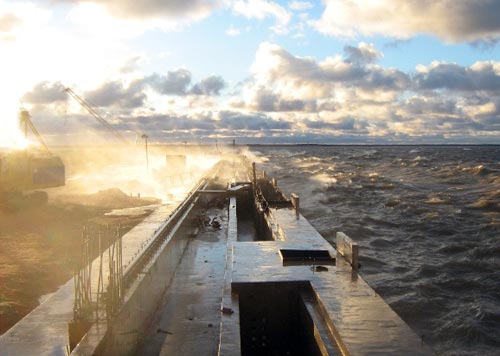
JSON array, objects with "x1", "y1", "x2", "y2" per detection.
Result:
[{"x1": 250, "y1": 145, "x2": 500, "y2": 356}]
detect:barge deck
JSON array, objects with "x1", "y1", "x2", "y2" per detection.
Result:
[{"x1": 0, "y1": 156, "x2": 433, "y2": 355}]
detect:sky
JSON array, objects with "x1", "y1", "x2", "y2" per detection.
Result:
[{"x1": 1, "y1": 0, "x2": 500, "y2": 145}]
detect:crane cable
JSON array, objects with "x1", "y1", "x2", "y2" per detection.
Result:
[{"x1": 64, "y1": 87, "x2": 129, "y2": 145}]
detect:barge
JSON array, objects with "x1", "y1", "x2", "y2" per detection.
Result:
[{"x1": 0, "y1": 155, "x2": 433, "y2": 355}]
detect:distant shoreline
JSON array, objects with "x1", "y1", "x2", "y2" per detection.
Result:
[{"x1": 22, "y1": 143, "x2": 500, "y2": 149}]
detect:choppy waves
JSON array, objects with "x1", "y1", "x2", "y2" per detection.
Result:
[{"x1": 256, "y1": 145, "x2": 500, "y2": 356}]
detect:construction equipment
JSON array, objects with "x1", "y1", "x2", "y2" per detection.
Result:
[
  {"x1": 65, "y1": 87, "x2": 151, "y2": 170},
  {"x1": 0, "y1": 109, "x2": 65, "y2": 208},
  {"x1": 64, "y1": 87, "x2": 129, "y2": 145}
]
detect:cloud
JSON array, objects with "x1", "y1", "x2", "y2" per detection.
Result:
[
  {"x1": 232, "y1": 0, "x2": 291, "y2": 34},
  {"x1": 248, "y1": 42, "x2": 409, "y2": 103},
  {"x1": 405, "y1": 97, "x2": 460, "y2": 116},
  {"x1": 22, "y1": 81, "x2": 67, "y2": 104},
  {"x1": 415, "y1": 61, "x2": 500, "y2": 92},
  {"x1": 144, "y1": 70, "x2": 192, "y2": 96},
  {"x1": 218, "y1": 110, "x2": 291, "y2": 130},
  {"x1": 305, "y1": 117, "x2": 369, "y2": 132},
  {"x1": 119, "y1": 55, "x2": 145, "y2": 74},
  {"x1": 129, "y1": 113, "x2": 217, "y2": 132},
  {"x1": 84, "y1": 80, "x2": 146, "y2": 108},
  {"x1": 0, "y1": 2, "x2": 51, "y2": 41},
  {"x1": 23, "y1": 69, "x2": 226, "y2": 113},
  {"x1": 115, "y1": 110, "x2": 291, "y2": 135},
  {"x1": 20, "y1": 43, "x2": 500, "y2": 144},
  {"x1": 189, "y1": 75, "x2": 226, "y2": 95},
  {"x1": 233, "y1": 42, "x2": 500, "y2": 142},
  {"x1": 344, "y1": 42, "x2": 382, "y2": 64},
  {"x1": 49, "y1": 0, "x2": 223, "y2": 21},
  {"x1": 225, "y1": 25, "x2": 241, "y2": 36},
  {"x1": 143, "y1": 70, "x2": 226, "y2": 97},
  {"x1": 234, "y1": 86, "x2": 316, "y2": 112},
  {"x1": 312, "y1": 0, "x2": 500, "y2": 43},
  {"x1": 289, "y1": 1, "x2": 313, "y2": 11}
]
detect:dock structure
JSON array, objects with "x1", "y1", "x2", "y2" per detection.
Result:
[{"x1": 0, "y1": 157, "x2": 433, "y2": 355}]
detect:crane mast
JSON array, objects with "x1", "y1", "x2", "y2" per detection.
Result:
[{"x1": 18, "y1": 109, "x2": 51, "y2": 153}]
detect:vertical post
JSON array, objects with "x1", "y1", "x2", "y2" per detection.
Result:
[
  {"x1": 252, "y1": 162, "x2": 257, "y2": 188},
  {"x1": 271, "y1": 178, "x2": 277, "y2": 187},
  {"x1": 351, "y1": 244, "x2": 359, "y2": 272},
  {"x1": 142, "y1": 134, "x2": 149, "y2": 172},
  {"x1": 291, "y1": 193, "x2": 299, "y2": 220},
  {"x1": 336, "y1": 232, "x2": 359, "y2": 271}
]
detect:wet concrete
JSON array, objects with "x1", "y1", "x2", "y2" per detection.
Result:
[
  {"x1": 0, "y1": 203, "x2": 183, "y2": 356},
  {"x1": 224, "y1": 207, "x2": 433, "y2": 356},
  {"x1": 134, "y1": 207, "x2": 228, "y2": 356}
]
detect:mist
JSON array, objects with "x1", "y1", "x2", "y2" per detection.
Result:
[{"x1": 47, "y1": 144, "x2": 223, "y2": 203}]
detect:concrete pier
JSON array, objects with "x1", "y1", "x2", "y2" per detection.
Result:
[
  {"x1": 0, "y1": 158, "x2": 434, "y2": 355},
  {"x1": 0, "y1": 204, "x2": 180, "y2": 355}
]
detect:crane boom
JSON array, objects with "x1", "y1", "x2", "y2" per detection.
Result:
[{"x1": 64, "y1": 87, "x2": 129, "y2": 145}]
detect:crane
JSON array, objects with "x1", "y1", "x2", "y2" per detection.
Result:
[
  {"x1": 64, "y1": 87, "x2": 129, "y2": 145},
  {"x1": 18, "y1": 109, "x2": 51, "y2": 154},
  {"x1": 0, "y1": 109, "x2": 65, "y2": 208}
]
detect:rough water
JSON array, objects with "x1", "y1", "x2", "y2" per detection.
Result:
[{"x1": 253, "y1": 145, "x2": 500, "y2": 356}]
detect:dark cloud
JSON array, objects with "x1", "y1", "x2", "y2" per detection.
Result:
[
  {"x1": 250, "y1": 88, "x2": 314, "y2": 112},
  {"x1": 305, "y1": 117, "x2": 369, "y2": 132},
  {"x1": 423, "y1": 116, "x2": 487, "y2": 132},
  {"x1": 415, "y1": 62, "x2": 500, "y2": 91},
  {"x1": 317, "y1": 101, "x2": 338, "y2": 112},
  {"x1": 129, "y1": 113, "x2": 216, "y2": 132},
  {"x1": 476, "y1": 115, "x2": 500, "y2": 128},
  {"x1": 461, "y1": 93, "x2": 492, "y2": 106},
  {"x1": 218, "y1": 111, "x2": 291, "y2": 131},
  {"x1": 444, "y1": 0, "x2": 500, "y2": 43},
  {"x1": 405, "y1": 97, "x2": 459, "y2": 115},
  {"x1": 143, "y1": 71, "x2": 224, "y2": 96},
  {"x1": 344, "y1": 43, "x2": 381, "y2": 64},
  {"x1": 314, "y1": 0, "x2": 500, "y2": 44},
  {"x1": 113, "y1": 110, "x2": 291, "y2": 136},
  {"x1": 144, "y1": 70, "x2": 192, "y2": 95},
  {"x1": 84, "y1": 80, "x2": 146, "y2": 108},
  {"x1": 189, "y1": 75, "x2": 225, "y2": 95},
  {"x1": 22, "y1": 81, "x2": 67, "y2": 104},
  {"x1": 360, "y1": 67, "x2": 410, "y2": 91}
]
